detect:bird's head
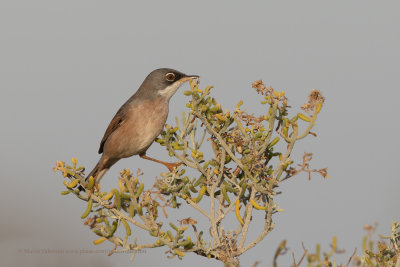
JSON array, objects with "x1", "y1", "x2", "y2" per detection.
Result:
[{"x1": 139, "y1": 68, "x2": 199, "y2": 100}]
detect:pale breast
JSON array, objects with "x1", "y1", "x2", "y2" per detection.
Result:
[{"x1": 103, "y1": 98, "x2": 169, "y2": 159}]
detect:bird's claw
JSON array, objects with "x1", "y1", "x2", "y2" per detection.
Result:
[{"x1": 166, "y1": 161, "x2": 184, "y2": 172}]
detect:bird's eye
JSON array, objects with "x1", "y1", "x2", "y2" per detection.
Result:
[{"x1": 165, "y1": 73, "x2": 175, "y2": 82}]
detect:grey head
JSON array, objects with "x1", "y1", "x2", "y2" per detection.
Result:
[{"x1": 135, "y1": 68, "x2": 199, "y2": 101}]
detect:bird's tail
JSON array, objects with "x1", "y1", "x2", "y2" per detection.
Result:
[
  {"x1": 85, "y1": 160, "x2": 109, "y2": 183},
  {"x1": 78, "y1": 158, "x2": 110, "y2": 191},
  {"x1": 85, "y1": 161, "x2": 100, "y2": 182}
]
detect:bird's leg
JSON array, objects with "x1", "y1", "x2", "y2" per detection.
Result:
[{"x1": 139, "y1": 153, "x2": 183, "y2": 172}]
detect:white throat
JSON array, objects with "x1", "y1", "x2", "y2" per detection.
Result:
[{"x1": 158, "y1": 80, "x2": 185, "y2": 100}]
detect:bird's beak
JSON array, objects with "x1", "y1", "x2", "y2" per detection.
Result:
[{"x1": 181, "y1": 74, "x2": 200, "y2": 83}]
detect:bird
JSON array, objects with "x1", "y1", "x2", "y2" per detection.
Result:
[{"x1": 85, "y1": 68, "x2": 199, "y2": 186}]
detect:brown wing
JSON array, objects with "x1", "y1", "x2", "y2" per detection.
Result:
[{"x1": 98, "y1": 113, "x2": 125, "y2": 154}]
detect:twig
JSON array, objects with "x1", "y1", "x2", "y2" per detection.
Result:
[
  {"x1": 346, "y1": 248, "x2": 357, "y2": 266},
  {"x1": 239, "y1": 188, "x2": 255, "y2": 248},
  {"x1": 210, "y1": 149, "x2": 226, "y2": 246},
  {"x1": 194, "y1": 110, "x2": 245, "y2": 170},
  {"x1": 256, "y1": 102, "x2": 279, "y2": 157},
  {"x1": 291, "y1": 242, "x2": 307, "y2": 267},
  {"x1": 185, "y1": 197, "x2": 212, "y2": 220},
  {"x1": 242, "y1": 199, "x2": 274, "y2": 253}
]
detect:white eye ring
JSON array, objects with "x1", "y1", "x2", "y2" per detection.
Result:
[{"x1": 165, "y1": 72, "x2": 175, "y2": 82}]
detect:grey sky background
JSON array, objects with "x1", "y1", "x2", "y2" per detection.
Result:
[{"x1": 1, "y1": 1, "x2": 399, "y2": 266}]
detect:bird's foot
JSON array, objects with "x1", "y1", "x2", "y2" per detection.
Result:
[
  {"x1": 78, "y1": 176, "x2": 100, "y2": 194},
  {"x1": 165, "y1": 161, "x2": 184, "y2": 172},
  {"x1": 140, "y1": 153, "x2": 184, "y2": 172}
]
